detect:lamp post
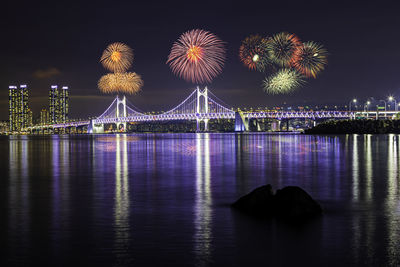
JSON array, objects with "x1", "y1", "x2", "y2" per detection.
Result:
[
  {"x1": 388, "y1": 96, "x2": 397, "y2": 111},
  {"x1": 364, "y1": 101, "x2": 371, "y2": 112},
  {"x1": 349, "y1": 98, "x2": 357, "y2": 112}
]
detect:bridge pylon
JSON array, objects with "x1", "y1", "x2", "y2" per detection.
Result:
[
  {"x1": 235, "y1": 110, "x2": 249, "y2": 132},
  {"x1": 196, "y1": 87, "x2": 209, "y2": 132},
  {"x1": 116, "y1": 95, "x2": 127, "y2": 132}
]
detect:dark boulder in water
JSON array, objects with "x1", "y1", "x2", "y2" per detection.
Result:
[
  {"x1": 231, "y1": 184, "x2": 275, "y2": 218},
  {"x1": 274, "y1": 186, "x2": 322, "y2": 220},
  {"x1": 232, "y1": 185, "x2": 322, "y2": 221}
]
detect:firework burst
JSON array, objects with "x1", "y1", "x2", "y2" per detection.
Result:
[
  {"x1": 100, "y1": 42, "x2": 134, "y2": 73},
  {"x1": 291, "y1": 41, "x2": 328, "y2": 78},
  {"x1": 98, "y1": 72, "x2": 143, "y2": 94},
  {"x1": 268, "y1": 32, "x2": 302, "y2": 67},
  {"x1": 239, "y1": 35, "x2": 271, "y2": 71},
  {"x1": 262, "y1": 69, "x2": 304, "y2": 94},
  {"x1": 167, "y1": 29, "x2": 226, "y2": 84}
]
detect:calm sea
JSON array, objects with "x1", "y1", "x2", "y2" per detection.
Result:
[{"x1": 2, "y1": 133, "x2": 400, "y2": 266}]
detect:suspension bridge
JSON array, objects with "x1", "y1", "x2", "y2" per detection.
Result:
[{"x1": 26, "y1": 87, "x2": 398, "y2": 133}]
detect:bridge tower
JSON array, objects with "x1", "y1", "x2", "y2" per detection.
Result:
[
  {"x1": 116, "y1": 96, "x2": 127, "y2": 132},
  {"x1": 234, "y1": 110, "x2": 249, "y2": 132},
  {"x1": 196, "y1": 87, "x2": 209, "y2": 132}
]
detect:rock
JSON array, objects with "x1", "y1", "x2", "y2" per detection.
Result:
[
  {"x1": 232, "y1": 185, "x2": 322, "y2": 221},
  {"x1": 231, "y1": 184, "x2": 275, "y2": 218},
  {"x1": 274, "y1": 186, "x2": 322, "y2": 220}
]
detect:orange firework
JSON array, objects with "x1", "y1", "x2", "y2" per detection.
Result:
[
  {"x1": 186, "y1": 45, "x2": 203, "y2": 62},
  {"x1": 98, "y1": 72, "x2": 143, "y2": 94},
  {"x1": 100, "y1": 42, "x2": 134, "y2": 73}
]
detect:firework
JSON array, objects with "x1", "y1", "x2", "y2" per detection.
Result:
[
  {"x1": 291, "y1": 41, "x2": 328, "y2": 78},
  {"x1": 98, "y1": 72, "x2": 143, "y2": 94},
  {"x1": 239, "y1": 35, "x2": 271, "y2": 71},
  {"x1": 167, "y1": 29, "x2": 226, "y2": 84},
  {"x1": 262, "y1": 69, "x2": 304, "y2": 94},
  {"x1": 100, "y1": 42, "x2": 134, "y2": 73},
  {"x1": 268, "y1": 32, "x2": 302, "y2": 66}
]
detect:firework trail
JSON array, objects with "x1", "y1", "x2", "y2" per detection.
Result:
[
  {"x1": 239, "y1": 35, "x2": 271, "y2": 72},
  {"x1": 167, "y1": 29, "x2": 226, "y2": 84},
  {"x1": 100, "y1": 42, "x2": 134, "y2": 73},
  {"x1": 291, "y1": 41, "x2": 328, "y2": 78}
]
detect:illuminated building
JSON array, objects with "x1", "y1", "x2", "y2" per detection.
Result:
[
  {"x1": 59, "y1": 86, "x2": 69, "y2": 123},
  {"x1": 9, "y1": 86, "x2": 18, "y2": 131},
  {"x1": 9, "y1": 84, "x2": 29, "y2": 132},
  {"x1": 49, "y1": 85, "x2": 59, "y2": 123},
  {"x1": 40, "y1": 108, "x2": 50, "y2": 125},
  {"x1": 49, "y1": 85, "x2": 69, "y2": 123},
  {"x1": 20, "y1": 85, "x2": 29, "y2": 128}
]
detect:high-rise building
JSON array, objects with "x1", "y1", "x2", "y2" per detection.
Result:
[
  {"x1": 9, "y1": 84, "x2": 29, "y2": 132},
  {"x1": 49, "y1": 85, "x2": 69, "y2": 123},
  {"x1": 40, "y1": 108, "x2": 50, "y2": 125},
  {"x1": 49, "y1": 85, "x2": 59, "y2": 123},
  {"x1": 9, "y1": 85, "x2": 18, "y2": 132},
  {"x1": 59, "y1": 86, "x2": 69, "y2": 123},
  {"x1": 19, "y1": 85, "x2": 29, "y2": 128}
]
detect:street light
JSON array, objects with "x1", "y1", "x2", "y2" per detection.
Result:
[
  {"x1": 388, "y1": 96, "x2": 397, "y2": 111},
  {"x1": 364, "y1": 101, "x2": 371, "y2": 112},
  {"x1": 349, "y1": 98, "x2": 357, "y2": 112}
]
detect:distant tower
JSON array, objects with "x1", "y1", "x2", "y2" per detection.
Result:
[
  {"x1": 49, "y1": 85, "x2": 59, "y2": 123},
  {"x1": 8, "y1": 85, "x2": 18, "y2": 131},
  {"x1": 20, "y1": 85, "x2": 29, "y2": 129},
  {"x1": 8, "y1": 84, "x2": 29, "y2": 132},
  {"x1": 59, "y1": 86, "x2": 69, "y2": 123}
]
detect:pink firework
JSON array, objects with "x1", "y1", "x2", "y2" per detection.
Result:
[{"x1": 167, "y1": 29, "x2": 226, "y2": 84}]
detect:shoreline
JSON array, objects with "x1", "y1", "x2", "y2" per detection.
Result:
[{"x1": 305, "y1": 119, "x2": 400, "y2": 134}]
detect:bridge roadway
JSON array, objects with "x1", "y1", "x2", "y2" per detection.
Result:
[
  {"x1": 91, "y1": 110, "x2": 356, "y2": 125},
  {"x1": 25, "y1": 110, "x2": 400, "y2": 131},
  {"x1": 29, "y1": 111, "x2": 348, "y2": 129},
  {"x1": 26, "y1": 110, "x2": 400, "y2": 132}
]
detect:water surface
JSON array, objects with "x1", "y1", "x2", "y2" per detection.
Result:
[{"x1": 2, "y1": 133, "x2": 400, "y2": 266}]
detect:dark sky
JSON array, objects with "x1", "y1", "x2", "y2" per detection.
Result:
[{"x1": 2, "y1": 1, "x2": 400, "y2": 120}]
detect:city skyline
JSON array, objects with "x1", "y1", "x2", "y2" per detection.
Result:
[{"x1": 2, "y1": 1, "x2": 400, "y2": 120}]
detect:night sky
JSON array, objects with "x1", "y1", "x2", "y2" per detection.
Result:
[{"x1": 2, "y1": 1, "x2": 400, "y2": 120}]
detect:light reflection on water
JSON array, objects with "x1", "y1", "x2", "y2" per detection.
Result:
[
  {"x1": 3, "y1": 133, "x2": 400, "y2": 266},
  {"x1": 113, "y1": 134, "x2": 130, "y2": 265},
  {"x1": 194, "y1": 133, "x2": 212, "y2": 266}
]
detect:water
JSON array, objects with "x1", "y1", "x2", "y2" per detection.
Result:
[{"x1": 2, "y1": 133, "x2": 400, "y2": 266}]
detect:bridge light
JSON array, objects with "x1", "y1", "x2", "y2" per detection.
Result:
[{"x1": 353, "y1": 99, "x2": 357, "y2": 103}]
